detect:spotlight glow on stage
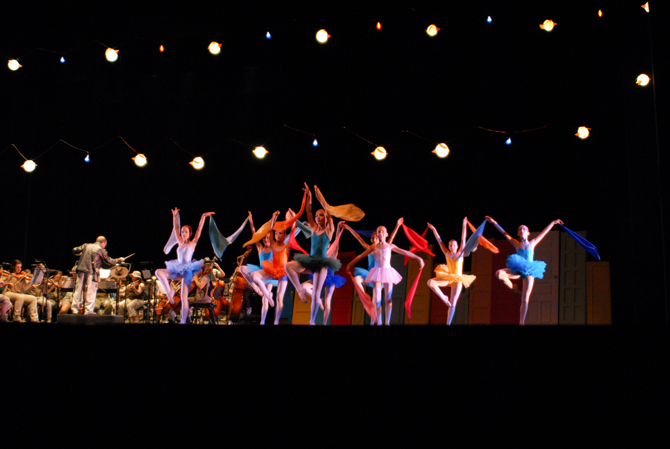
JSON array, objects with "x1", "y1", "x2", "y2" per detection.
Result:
[
  {"x1": 540, "y1": 20, "x2": 557, "y2": 32},
  {"x1": 208, "y1": 42, "x2": 222, "y2": 55},
  {"x1": 105, "y1": 48, "x2": 119, "y2": 62},
  {"x1": 312, "y1": 139, "x2": 318, "y2": 147},
  {"x1": 506, "y1": 138, "x2": 512, "y2": 145},
  {"x1": 133, "y1": 154, "x2": 147, "y2": 167},
  {"x1": 190, "y1": 157, "x2": 205, "y2": 170},
  {"x1": 316, "y1": 29, "x2": 330, "y2": 43},
  {"x1": 22, "y1": 160, "x2": 36, "y2": 172},
  {"x1": 433, "y1": 143, "x2": 450, "y2": 158},
  {"x1": 8, "y1": 59, "x2": 21, "y2": 71},
  {"x1": 426, "y1": 25, "x2": 440, "y2": 37},
  {"x1": 636, "y1": 74, "x2": 650, "y2": 86},
  {"x1": 576, "y1": 127, "x2": 590, "y2": 139},
  {"x1": 253, "y1": 146, "x2": 268, "y2": 159},
  {"x1": 372, "y1": 146, "x2": 387, "y2": 160}
]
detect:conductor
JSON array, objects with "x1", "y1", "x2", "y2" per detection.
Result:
[{"x1": 71, "y1": 236, "x2": 125, "y2": 315}]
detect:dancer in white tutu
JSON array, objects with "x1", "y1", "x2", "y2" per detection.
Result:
[
  {"x1": 346, "y1": 223, "x2": 424, "y2": 325},
  {"x1": 155, "y1": 208, "x2": 214, "y2": 324}
]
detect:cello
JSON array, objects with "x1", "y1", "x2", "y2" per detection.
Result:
[{"x1": 224, "y1": 247, "x2": 253, "y2": 322}]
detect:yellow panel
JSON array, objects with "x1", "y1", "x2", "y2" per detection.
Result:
[
  {"x1": 587, "y1": 262, "x2": 612, "y2": 325},
  {"x1": 291, "y1": 289, "x2": 312, "y2": 325},
  {"x1": 404, "y1": 246, "x2": 433, "y2": 325}
]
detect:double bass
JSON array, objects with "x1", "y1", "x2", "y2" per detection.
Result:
[{"x1": 223, "y1": 247, "x2": 253, "y2": 322}]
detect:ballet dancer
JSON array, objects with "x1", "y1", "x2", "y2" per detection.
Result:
[
  {"x1": 155, "y1": 208, "x2": 214, "y2": 324},
  {"x1": 346, "y1": 223, "x2": 425, "y2": 326},
  {"x1": 485, "y1": 216, "x2": 563, "y2": 325},
  {"x1": 426, "y1": 217, "x2": 476, "y2": 325}
]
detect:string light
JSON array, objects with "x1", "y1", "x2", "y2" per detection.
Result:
[
  {"x1": 266, "y1": 31, "x2": 271, "y2": 39},
  {"x1": 316, "y1": 29, "x2": 330, "y2": 44},
  {"x1": 598, "y1": 10, "x2": 603, "y2": 17},
  {"x1": 105, "y1": 48, "x2": 119, "y2": 62},
  {"x1": 636, "y1": 74, "x2": 650, "y2": 86},
  {"x1": 576, "y1": 127, "x2": 590, "y2": 139},
  {"x1": 312, "y1": 139, "x2": 318, "y2": 147},
  {"x1": 253, "y1": 146, "x2": 268, "y2": 158},
  {"x1": 60, "y1": 56, "x2": 65, "y2": 63},
  {"x1": 426, "y1": 25, "x2": 440, "y2": 37},
  {"x1": 376, "y1": 22, "x2": 382, "y2": 30},
  {"x1": 8, "y1": 59, "x2": 21, "y2": 71},
  {"x1": 84, "y1": 153, "x2": 90, "y2": 162},
  {"x1": 133, "y1": 154, "x2": 147, "y2": 167},
  {"x1": 22, "y1": 160, "x2": 37, "y2": 172},
  {"x1": 540, "y1": 20, "x2": 557, "y2": 32},
  {"x1": 506, "y1": 137, "x2": 512, "y2": 145},
  {"x1": 372, "y1": 146, "x2": 387, "y2": 160},
  {"x1": 208, "y1": 42, "x2": 222, "y2": 55},
  {"x1": 159, "y1": 44, "x2": 164, "y2": 53},
  {"x1": 190, "y1": 157, "x2": 205, "y2": 169},
  {"x1": 642, "y1": 2, "x2": 649, "y2": 13},
  {"x1": 487, "y1": 16, "x2": 492, "y2": 23},
  {"x1": 433, "y1": 143, "x2": 450, "y2": 158}
]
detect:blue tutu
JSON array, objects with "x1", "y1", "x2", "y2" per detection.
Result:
[
  {"x1": 245, "y1": 263, "x2": 278, "y2": 287},
  {"x1": 165, "y1": 258, "x2": 204, "y2": 277},
  {"x1": 310, "y1": 268, "x2": 346, "y2": 288},
  {"x1": 353, "y1": 267, "x2": 373, "y2": 288},
  {"x1": 506, "y1": 249, "x2": 546, "y2": 279}
]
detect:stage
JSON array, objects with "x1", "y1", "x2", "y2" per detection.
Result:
[{"x1": 3, "y1": 324, "x2": 668, "y2": 445}]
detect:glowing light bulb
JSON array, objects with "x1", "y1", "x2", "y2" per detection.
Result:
[
  {"x1": 642, "y1": 2, "x2": 649, "y2": 13},
  {"x1": 598, "y1": 10, "x2": 603, "y2": 17},
  {"x1": 487, "y1": 16, "x2": 492, "y2": 23},
  {"x1": 540, "y1": 20, "x2": 557, "y2": 32},
  {"x1": 312, "y1": 139, "x2": 318, "y2": 147},
  {"x1": 506, "y1": 138, "x2": 512, "y2": 145},
  {"x1": 266, "y1": 31, "x2": 271, "y2": 39},
  {"x1": 8, "y1": 59, "x2": 21, "y2": 71},
  {"x1": 84, "y1": 153, "x2": 90, "y2": 162},
  {"x1": 426, "y1": 25, "x2": 440, "y2": 37},
  {"x1": 208, "y1": 42, "x2": 222, "y2": 55},
  {"x1": 253, "y1": 146, "x2": 268, "y2": 159},
  {"x1": 105, "y1": 48, "x2": 118, "y2": 62},
  {"x1": 190, "y1": 157, "x2": 205, "y2": 170},
  {"x1": 316, "y1": 29, "x2": 330, "y2": 44},
  {"x1": 433, "y1": 143, "x2": 450, "y2": 158},
  {"x1": 60, "y1": 56, "x2": 65, "y2": 63},
  {"x1": 22, "y1": 160, "x2": 36, "y2": 172},
  {"x1": 372, "y1": 146, "x2": 387, "y2": 160},
  {"x1": 133, "y1": 154, "x2": 147, "y2": 167},
  {"x1": 159, "y1": 45, "x2": 164, "y2": 53},
  {"x1": 376, "y1": 22, "x2": 382, "y2": 30},
  {"x1": 576, "y1": 127, "x2": 590, "y2": 139},
  {"x1": 636, "y1": 74, "x2": 650, "y2": 86}
]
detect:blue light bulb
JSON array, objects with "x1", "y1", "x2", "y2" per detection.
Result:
[
  {"x1": 487, "y1": 16, "x2": 492, "y2": 23},
  {"x1": 60, "y1": 56, "x2": 65, "y2": 63},
  {"x1": 266, "y1": 31, "x2": 271, "y2": 39},
  {"x1": 506, "y1": 137, "x2": 512, "y2": 145},
  {"x1": 312, "y1": 139, "x2": 318, "y2": 147},
  {"x1": 85, "y1": 154, "x2": 90, "y2": 162}
]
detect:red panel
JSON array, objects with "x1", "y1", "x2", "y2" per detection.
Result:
[
  {"x1": 330, "y1": 251, "x2": 355, "y2": 325},
  {"x1": 429, "y1": 260, "x2": 450, "y2": 324},
  {"x1": 490, "y1": 242, "x2": 520, "y2": 325}
]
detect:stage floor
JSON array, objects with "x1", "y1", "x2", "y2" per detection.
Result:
[{"x1": 3, "y1": 325, "x2": 668, "y2": 445}]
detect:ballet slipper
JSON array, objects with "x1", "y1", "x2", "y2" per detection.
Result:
[{"x1": 297, "y1": 287, "x2": 307, "y2": 303}]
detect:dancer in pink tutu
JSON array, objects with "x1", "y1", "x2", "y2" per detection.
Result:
[{"x1": 346, "y1": 223, "x2": 424, "y2": 325}]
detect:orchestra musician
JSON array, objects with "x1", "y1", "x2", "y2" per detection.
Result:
[
  {"x1": 71, "y1": 236, "x2": 126, "y2": 315},
  {"x1": 0, "y1": 272, "x2": 11, "y2": 322},
  {"x1": 118, "y1": 271, "x2": 146, "y2": 323},
  {"x1": 3, "y1": 260, "x2": 41, "y2": 323}
]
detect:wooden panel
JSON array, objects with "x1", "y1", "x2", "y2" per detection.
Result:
[
  {"x1": 526, "y1": 230, "x2": 559, "y2": 325},
  {"x1": 330, "y1": 251, "x2": 355, "y2": 325},
  {"x1": 403, "y1": 246, "x2": 433, "y2": 325},
  {"x1": 559, "y1": 230, "x2": 587, "y2": 325},
  {"x1": 587, "y1": 262, "x2": 612, "y2": 325},
  {"x1": 490, "y1": 242, "x2": 519, "y2": 324},
  {"x1": 389, "y1": 254, "x2": 408, "y2": 325},
  {"x1": 469, "y1": 244, "x2": 493, "y2": 324},
  {"x1": 291, "y1": 274, "x2": 315, "y2": 325}
]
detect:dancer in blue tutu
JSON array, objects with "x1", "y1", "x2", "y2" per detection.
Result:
[{"x1": 485, "y1": 216, "x2": 563, "y2": 325}]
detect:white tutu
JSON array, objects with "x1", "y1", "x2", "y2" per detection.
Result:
[{"x1": 365, "y1": 267, "x2": 402, "y2": 285}]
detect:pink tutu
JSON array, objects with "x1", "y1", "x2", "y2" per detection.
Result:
[{"x1": 365, "y1": 267, "x2": 402, "y2": 285}]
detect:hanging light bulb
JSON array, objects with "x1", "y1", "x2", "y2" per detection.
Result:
[
  {"x1": 105, "y1": 48, "x2": 119, "y2": 62},
  {"x1": 22, "y1": 160, "x2": 37, "y2": 172},
  {"x1": 159, "y1": 44, "x2": 165, "y2": 53},
  {"x1": 312, "y1": 138, "x2": 318, "y2": 147},
  {"x1": 376, "y1": 22, "x2": 382, "y2": 30},
  {"x1": 84, "y1": 153, "x2": 90, "y2": 162},
  {"x1": 60, "y1": 56, "x2": 66, "y2": 63},
  {"x1": 642, "y1": 2, "x2": 649, "y2": 13},
  {"x1": 636, "y1": 74, "x2": 650, "y2": 86},
  {"x1": 426, "y1": 25, "x2": 440, "y2": 37},
  {"x1": 598, "y1": 10, "x2": 603, "y2": 17},
  {"x1": 266, "y1": 31, "x2": 271, "y2": 39},
  {"x1": 8, "y1": 59, "x2": 21, "y2": 71},
  {"x1": 372, "y1": 146, "x2": 387, "y2": 160},
  {"x1": 506, "y1": 137, "x2": 512, "y2": 145},
  {"x1": 487, "y1": 16, "x2": 492, "y2": 23},
  {"x1": 540, "y1": 20, "x2": 557, "y2": 32},
  {"x1": 208, "y1": 42, "x2": 222, "y2": 55},
  {"x1": 433, "y1": 143, "x2": 450, "y2": 158},
  {"x1": 133, "y1": 154, "x2": 147, "y2": 167},
  {"x1": 316, "y1": 29, "x2": 330, "y2": 44},
  {"x1": 576, "y1": 127, "x2": 591, "y2": 139},
  {"x1": 190, "y1": 157, "x2": 205, "y2": 170},
  {"x1": 253, "y1": 146, "x2": 268, "y2": 158}
]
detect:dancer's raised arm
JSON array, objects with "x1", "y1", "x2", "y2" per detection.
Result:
[
  {"x1": 342, "y1": 224, "x2": 371, "y2": 250},
  {"x1": 313, "y1": 185, "x2": 334, "y2": 240},
  {"x1": 388, "y1": 217, "x2": 403, "y2": 244},
  {"x1": 485, "y1": 216, "x2": 518, "y2": 249},
  {"x1": 427, "y1": 222, "x2": 449, "y2": 258},
  {"x1": 530, "y1": 219, "x2": 564, "y2": 247},
  {"x1": 192, "y1": 211, "x2": 215, "y2": 244}
]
